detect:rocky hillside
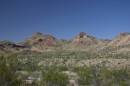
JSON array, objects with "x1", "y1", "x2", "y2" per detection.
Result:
[
  {"x1": 19, "y1": 32, "x2": 62, "y2": 51},
  {"x1": 108, "y1": 32, "x2": 130, "y2": 46},
  {"x1": 1, "y1": 32, "x2": 130, "y2": 53},
  {"x1": 0, "y1": 41, "x2": 25, "y2": 53},
  {"x1": 63, "y1": 32, "x2": 106, "y2": 50}
]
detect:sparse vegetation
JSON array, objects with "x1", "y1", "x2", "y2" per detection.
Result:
[{"x1": 0, "y1": 50, "x2": 130, "y2": 86}]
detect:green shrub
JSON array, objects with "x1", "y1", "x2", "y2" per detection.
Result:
[
  {"x1": 41, "y1": 66, "x2": 69, "y2": 86},
  {"x1": 73, "y1": 65, "x2": 130, "y2": 86},
  {"x1": 0, "y1": 54, "x2": 22, "y2": 86}
]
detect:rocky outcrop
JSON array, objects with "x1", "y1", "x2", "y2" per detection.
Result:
[
  {"x1": 77, "y1": 32, "x2": 86, "y2": 38},
  {"x1": 74, "y1": 32, "x2": 98, "y2": 45}
]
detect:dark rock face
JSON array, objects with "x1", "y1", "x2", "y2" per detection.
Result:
[
  {"x1": 79, "y1": 32, "x2": 86, "y2": 38},
  {"x1": 38, "y1": 39, "x2": 43, "y2": 42}
]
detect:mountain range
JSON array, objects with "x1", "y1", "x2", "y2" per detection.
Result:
[{"x1": 1, "y1": 32, "x2": 130, "y2": 53}]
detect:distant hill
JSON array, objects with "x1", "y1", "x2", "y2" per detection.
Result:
[
  {"x1": 108, "y1": 32, "x2": 130, "y2": 46},
  {"x1": 19, "y1": 32, "x2": 62, "y2": 51},
  {"x1": 63, "y1": 32, "x2": 106, "y2": 50},
  {"x1": 1, "y1": 31, "x2": 130, "y2": 53},
  {"x1": 0, "y1": 41, "x2": 25, "y2": 53}
]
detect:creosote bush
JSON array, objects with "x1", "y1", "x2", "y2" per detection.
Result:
[
  {"x1": 41, "y1": 66, "x2": 69, "y2": 86},
  {"x1": 0, "y1": 54, "x2": 22, "y2": 86},
  {"x1": 73, "y1": 64, "x2": 130, "y2": 86}
]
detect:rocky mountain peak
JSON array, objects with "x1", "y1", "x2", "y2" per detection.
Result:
[
  {"x1": 67, "y1": 32, "x2": 105, "y2": 49},
  {"x1": 108, "y1": 32, "x2": 130, "y2": 46},
  {"x1": 76, "y1": 32, "x2": 95, "y2": 40},
  {"x1": 117, "y1": 32, "x2": 130, "y2": 39},
  {"x1": 34, "y1": 32, "x2": 43, "y2": 36},
  {"x1": 19, "y1": 32, "x2": 62, "y2": 50},
  {"x1": 31, "y1": 32, "x2": 43, "y2": 39},
  {"x1": 78, "y1": 32, "x2": 86, "y2": 38}
]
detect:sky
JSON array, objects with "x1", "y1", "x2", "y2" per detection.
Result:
[{"x1": 0, "y1": 0, "x2": 130, "y2": 43}]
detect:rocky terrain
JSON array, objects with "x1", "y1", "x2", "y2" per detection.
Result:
[
  {"x1": 0, "y1": 41, "x2": 26, "y2": 53},
  {"x1": 1, "y1": 32, "x2": 130, "y2": 86},
  {"x1": 63, "y1": 32, "x2": 107, "y2": 50},
  {"x1": 1, "y1": 32, "x2": 130, "y2": 53},
  {"x1": 108, "y1": 32, "x2": 130, "y2": 46}
]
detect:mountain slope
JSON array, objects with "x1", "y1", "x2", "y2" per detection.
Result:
[
  {"x1": 20, "y1": 32, "x2": 62, "y2": 51},
  {"x1": 63, "y1": 32, "x2": 106, "y2": 50},
  {"x1": 0, "y1": 41, "x2": 25, "y2": 53},
  {"x1": 1, "y1": 32, "x2": 130, "y2": 53},
  {"x1": 108, "y1": 32, "x2": 130, "y2": 46}
]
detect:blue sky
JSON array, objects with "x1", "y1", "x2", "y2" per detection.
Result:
[{"x1": 0, "y1": 0, "x2": 130, "y2": 43}]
